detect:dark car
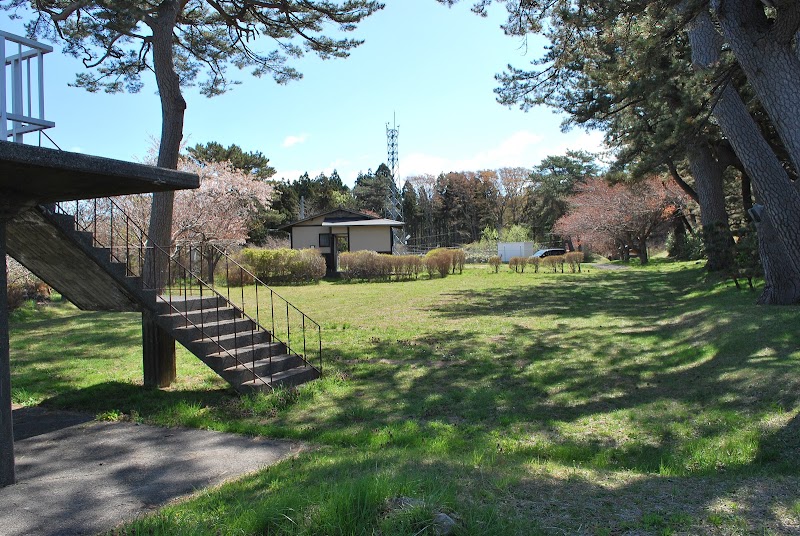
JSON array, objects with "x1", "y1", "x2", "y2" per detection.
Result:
[{"x1": 531, "y1": 248, "x2": 566, "y2": 258}]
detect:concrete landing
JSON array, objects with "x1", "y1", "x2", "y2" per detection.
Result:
[{"x1": 1, "y1": 406, "x2": 304, "y2": 535}]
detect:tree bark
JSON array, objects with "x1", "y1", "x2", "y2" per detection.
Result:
[
  {"x1": 755, "y1": 209, "x2": 800, "y2": 304},
  {"x1": 685, "y1": 140, "x2": 734, "y2": 271},
  {"x1": 141, "y1": 1, "x2": 187, "y2": 388},
  {"x1": 687, "y1": 10, "x2": 800, "y2": 295},
  {"x1": 711, "y1": 0, "x2": 800, "y2": 176}
]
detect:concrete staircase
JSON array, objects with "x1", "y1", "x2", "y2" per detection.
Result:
[{"x1": 6, "y1": 204, "x2": 321, "y2": 393}]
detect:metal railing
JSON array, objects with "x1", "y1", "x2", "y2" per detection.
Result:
[
  {"x1": 44, "y1": 198, "x2": 322, "y2": 388},
  {"x1": 1, "y1": 30, "x2": 55, "y2": 143}
]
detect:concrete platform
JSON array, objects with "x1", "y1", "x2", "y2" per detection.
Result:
[{"x1": 0, "y1": 406, "x2": 304, "y2": 535}]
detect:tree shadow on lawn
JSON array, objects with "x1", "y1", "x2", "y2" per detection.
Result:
[
  {"x1": 118, "y1": 440, "x2": 800, "y2": 535},
  {"x1": 321, "y1": 267, "x2": 800, "y2": 474}
]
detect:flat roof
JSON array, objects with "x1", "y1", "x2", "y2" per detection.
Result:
[
  {"x1": 322, "y1": 218, "x2": 404, "y2": 227},
  {"x1": 0, "y1": 142, "x2": 198, "y2": 206}
]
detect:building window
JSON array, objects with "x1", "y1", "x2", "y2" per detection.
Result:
[{"x1": 319, "y1": 233, "x2": 331, "y2": 247}]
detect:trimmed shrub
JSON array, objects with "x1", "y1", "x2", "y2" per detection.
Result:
[
  {"x1": 542, "y1": 255, "x2": 566, "y2": 273},
  {"x1": 451, "y1": 249, "x2": 466, "y2": 274},
  {"x1": 489, "y1": 255, "x2": 501, "y2": 273},
  {"x1": 528, "y1": 256, "x2": 541, "y2": 273},
  {"x1": 425, "y1": 249, "x2": 452, "y2": 278},
  {"x1": 565, "y1": 251, "x2": 584, "y2": 273},
  {"x1": 240, "y1": 248, "x2": 325, "y2": 283},
  {"x1": 509, "y1": 256, "x2": 528, "y2": 273},
  {"x1": 339, "y1": 251, "x2": 423, "y2": 281}
]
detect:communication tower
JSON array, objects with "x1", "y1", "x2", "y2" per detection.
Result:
[{"x1": 385, "y1": 115, "x2": 401, "y2": 219}]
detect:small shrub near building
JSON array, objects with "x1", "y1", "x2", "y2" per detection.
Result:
[
  {"x1": 488, "y1": 255, "x2": 501, "y2": 273},
  {"x1": 239, "y1": 248, "x2": 326, "y2": 283}
]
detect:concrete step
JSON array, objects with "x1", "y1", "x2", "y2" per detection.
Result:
[
  {"x1": 193, "y1": 328, "x2": 272, "y2": 351},
  {"x1": 239, "y1": 366, "x2": 321, "y2": 392},
  {"x1": 160, "y1": 306, "x2": 240, "y2": 327},
  {"x1": 204, "y1": 341, "x2": 286, "y2": 370},
  {"x1": 173, "y1": 316, "x2": 257, "y2": 339},
  {"x1": 157, "y1": 295, "x2": 225, "y2": 314},
  {"x1": 222, "y1": 353, "x2": 304, "y2": 384}
]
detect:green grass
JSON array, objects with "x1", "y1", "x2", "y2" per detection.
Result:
[{"x1": 10, "y1": 261, "x2": 800, "y2": 534}]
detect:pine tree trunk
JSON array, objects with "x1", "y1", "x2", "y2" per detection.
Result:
[
  {"x1": 686, "y1": 140, "x2": 734, "y2": 271},
  {"x1": 711, "y1": 0, "x2": 800, "y2": 176},
  {"x1": 756, "y1": 209, "x2": 800, "y2": 305},
  {"x1": 141, "y1": 1, "x2": 186, "y2": 388},
  {"x1": 687, "y1": 11, "x2": 800, "y2": 300}
]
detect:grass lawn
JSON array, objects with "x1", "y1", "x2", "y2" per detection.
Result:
[{"x1": 9, "y1": 260, "x2": 800, "y2": 535}]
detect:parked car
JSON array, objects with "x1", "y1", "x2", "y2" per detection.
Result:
[{"x1": 531, "y1": 248, "x2": 566, "y2": 258}]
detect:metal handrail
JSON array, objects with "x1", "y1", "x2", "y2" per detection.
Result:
[{"x1": 47, "y1": 197, "x2": 322, "y2": 387}]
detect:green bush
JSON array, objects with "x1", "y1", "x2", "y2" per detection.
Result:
[
  {"x1": 667, "y1": 231, "x2": 705, "y2": 261},
  {"x1": 240, "y1": 248, "x2": 325, "y2": 283}
]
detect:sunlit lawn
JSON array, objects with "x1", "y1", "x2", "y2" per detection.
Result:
[{"x1": 9, "y1": 260, "x2": 800, "y2": 535}]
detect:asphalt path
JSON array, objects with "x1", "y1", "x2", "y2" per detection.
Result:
[{"x1": 1, "y1": 406, "x2": 303, "y2": 535}]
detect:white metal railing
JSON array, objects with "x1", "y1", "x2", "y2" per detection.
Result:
[{"x1": 1, "y1": 30, "x2": 54, "y2": 143}]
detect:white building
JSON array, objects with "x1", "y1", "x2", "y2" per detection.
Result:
[{"x1": 279, "y1": 208, "x2": 404, "y2": 274}]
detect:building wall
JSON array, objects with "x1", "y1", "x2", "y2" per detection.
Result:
[{"x1": 350, "y1": 226, "x2": 391, "y2": 253}]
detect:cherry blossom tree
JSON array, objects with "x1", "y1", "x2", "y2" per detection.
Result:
[
  {"x1": 554, "y1": 176, "x2": 688, "y2": 264},
  {"x1": 120, "y1": 157, "x2": 272, "y2": 277}
]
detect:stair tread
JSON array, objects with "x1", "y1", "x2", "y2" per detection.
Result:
[
  {"x1": 239, "y1": 366, "x2": 318, "y2": 386},
  {"x1": 171, "y1": 316, "x2": 253, "y2": 330},
  {"x1": 207, "y1": 340, "x2": 283, "y2": 358},
  {"x1": 223, "y1": 353, "x2": 295, "y2": 372}
]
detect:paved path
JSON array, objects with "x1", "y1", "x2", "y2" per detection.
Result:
[{"x1": 1, "y1": 406, "x2": 304, "y2": 536}]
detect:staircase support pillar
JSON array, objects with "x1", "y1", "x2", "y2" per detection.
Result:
[
  {"x1": 0, "y1": 220, "x2": 16, "y2": 486},
  {"x1": 142, "y1": 311, "x2": 176, "y2": 388}
]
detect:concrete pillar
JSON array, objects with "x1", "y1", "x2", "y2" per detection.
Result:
[{"x1": 0, "y1": 220, "x2": 16, "y2": 486}]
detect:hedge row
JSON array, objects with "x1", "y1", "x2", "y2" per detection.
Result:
[
  {"x1": 339, "y1": 251, "x2": 424, "y2": 280},
  {"x1": 238, "y1": 248, "x2": 326, "y2": 283},
  {"x1": 488, "y1": 251, "x2": 585, "y2": 274},
  {"x1": 339, "y1": 249, "x2": 467, "y2": 281}
]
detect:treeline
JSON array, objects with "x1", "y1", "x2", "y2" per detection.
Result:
[{"x1": 264, "y1": 151, "x2": 600, "y2": 249}]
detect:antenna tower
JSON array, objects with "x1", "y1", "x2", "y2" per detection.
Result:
[{"x1": 385, "y1": 115, "x2": 403, "y2": 252}]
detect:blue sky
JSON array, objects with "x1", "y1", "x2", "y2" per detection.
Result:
[{"x1": 4, "y1": 0, "x2": 604, "y2": 187}]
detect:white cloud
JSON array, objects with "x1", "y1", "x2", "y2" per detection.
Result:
[
  {"x1": 400, "y1": 129, "x2": 607, "y2": 179},
  {"x1": 282, "y1": 134, "x2": 309, "y2": 148}
]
